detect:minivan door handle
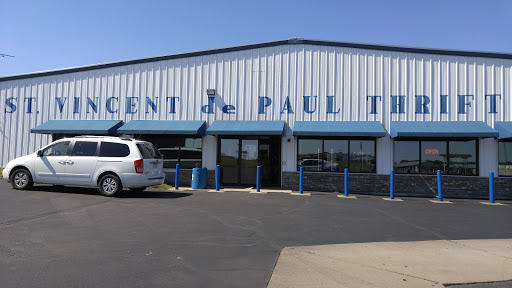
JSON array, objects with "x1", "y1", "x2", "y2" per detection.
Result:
[{"x1": 58, "y1": 160, "x2": 66, "y2": 164}]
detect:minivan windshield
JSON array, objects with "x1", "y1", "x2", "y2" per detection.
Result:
[{"x1": 137, "y1": 142, "x2": 163, "y2": 159}]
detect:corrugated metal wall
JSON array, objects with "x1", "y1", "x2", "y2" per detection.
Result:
[{"x1": 1, "y1": 44, "x2": 511, "y2": 169}]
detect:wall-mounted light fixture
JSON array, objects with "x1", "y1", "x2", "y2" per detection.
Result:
[{"x1": 207, "y1": 89, "x2": 216, "y2": 96}]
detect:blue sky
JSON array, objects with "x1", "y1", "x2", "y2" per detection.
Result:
[{"x1": 1, "y1": 0, "x2": 511, "y2": 77}]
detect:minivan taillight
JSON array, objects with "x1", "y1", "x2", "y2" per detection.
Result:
[{"x1": 134, "y1": 159, "x2": 144, "y2": 174}]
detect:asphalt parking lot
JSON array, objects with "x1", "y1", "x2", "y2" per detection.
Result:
[{"x1": 0, "y1": 181, "x2": 511, "y2": 288}]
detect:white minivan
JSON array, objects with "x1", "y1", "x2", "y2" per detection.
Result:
[{"x1": 2, "y1": 136, "x2": 165, "y2": 197}]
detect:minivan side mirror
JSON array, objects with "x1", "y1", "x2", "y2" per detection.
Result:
[{"x1": 37, "y1": 150, "x2": 43, "y2": 157}]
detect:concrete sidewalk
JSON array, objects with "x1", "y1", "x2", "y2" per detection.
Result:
[{"x1": 267, "y1": 239, "x2": 512, "y2": 288}]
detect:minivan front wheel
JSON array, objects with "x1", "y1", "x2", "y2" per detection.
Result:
[
  {"x1": 98, "y1": 174, "x2": 122, "y2": 197},
  {"x1": 10, "y1": 168, "x2": 34, "y2": 190}
]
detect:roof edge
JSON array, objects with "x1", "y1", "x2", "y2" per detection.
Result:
[{"x1": 2, "y1": 38, "x2": 512, "y2": 82}]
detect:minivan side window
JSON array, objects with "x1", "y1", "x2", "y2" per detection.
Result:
[
  {"x1": 42, "y1": 141, "x2": 70, "y2": 157},
  {"x1": 99, "y1": 142, "x2": 130, "y2": 157},
  {"x1": 71, "y1": 141, "x2": 98, "y2": 157}
]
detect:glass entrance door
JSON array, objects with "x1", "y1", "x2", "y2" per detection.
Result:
[
  {"x1": 258, "y1": 136, "x2": 281, "y2": 187},
  {"x1": 241, "y1": 139, "x2": 258, "y2": 185},
  {"x1": 219, "y1": 136, "x2": 281, "y2": 187},
  {"x1": 220, "y1": 139, "x2": 239, "y2": 185}
]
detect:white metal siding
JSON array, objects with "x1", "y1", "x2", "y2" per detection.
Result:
[{"x1": 1, "y1": 44, "x2": 511, "y2": 173}]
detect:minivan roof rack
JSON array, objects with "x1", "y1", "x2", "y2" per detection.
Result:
[
  {"x1": 74, "y1": 135, "x2": 111, "y2": 138},
  {"x1": 119, "y1": 134, "x2": 133, "y2": 141}
]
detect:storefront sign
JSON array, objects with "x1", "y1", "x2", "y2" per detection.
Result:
[
  {"x1": 424, "y1": 148, "x2": 439, "y2": 155},
  {"x1": 3, "y1": 93, "x2": 503, "y2": 116}
]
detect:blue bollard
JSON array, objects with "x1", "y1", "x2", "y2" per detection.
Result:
[
  {"x1": 344, "y1": 168, "x2": 349, "y2": 196},
  {"x1": 256, "y1": 166, "x2": 261, "y2": 192},
  {"x1": 489, "y1": 172, "x2": 495, "y2": 204},
  {"x1": 390, "y1": 169, "x2": 395, "y2": 199},
  {"x1": 299, "y1": 167, "x2": 304, "y2": 194},
  {"x1": 216, "y1": 165, "x2": 220, "y2": 191},
  {"x1": 175, "y1": 164, "x2": 180, "y2": 190},
  {"x1": 437, "y1": 170, "x2": 443, "y2": 201}
]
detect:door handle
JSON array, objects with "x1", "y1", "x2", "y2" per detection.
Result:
[
  {"x1": 65, "y1": 160, "x2": 74, "y2": 164},
  {"x1": 58, "y1": 160, "x2": 66, "y2": 164}
]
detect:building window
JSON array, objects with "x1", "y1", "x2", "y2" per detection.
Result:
[
  {"x1": 324, "y1": 140, "x2": 349, "y2": 172},
  {"x1": 499, "y1": 141, "x2": 512, "y2": 176},
  {"x1": 420, "y1": 141, "x2": 447, "y2": 174},
  {"x1": 394, "y1": 141, "x2": 419, "y2": 173},
  {"x1": 448, "y1": 140, "x2": 477, "y2": 175},
  {"x1": 394, "y1": 139, "x2": 477, "y2": 176},
  {"x1": 297, "y1": 138, "x2": 375, "y2": 173},
  {"x1": 298, "y1": 139, "x2": 323, "y2": 171},
  {"x1": 135, "y1": 135, "x2": 202, "y2": 169},
  {"x1": 349, "y1": 140, "x2": 375, "y2": 173}
]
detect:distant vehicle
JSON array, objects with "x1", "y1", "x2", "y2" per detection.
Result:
[
  {"x1": 299, "y1": 159, "x2": 340, "y2": 172},
  {"x1": 2, "y1": 136, "x2": 164, "y2": 197},
  {"x1": 158, "y1": 147, "x2": 202, "y2": 169}
]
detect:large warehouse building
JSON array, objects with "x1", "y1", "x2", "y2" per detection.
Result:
[{"x1": 1, "y1": 38, "x2": 511, "y2": 198}]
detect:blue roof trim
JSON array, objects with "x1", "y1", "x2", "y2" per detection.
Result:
[
  {"x1": 293, "y1": 121, "x2": 386, "y2": 137},
  {"x1": 31, "y1": 120, "x2": 123, "y2": 134},
  {"x1": 390, "y1": 121, "x2": 498, "y2": 138},
  {"x1": 117, "y1": 120, "x2": 206, "y2": 136},
  {"x1": 3, "y1": 38, "x2": 512, "y2": 82},
  {"x1": 207, "y1": 121, "x2": 285, "y2": 135},
  {"x1": 495, "y1": 122, "x2": 512, "y2": 139}
]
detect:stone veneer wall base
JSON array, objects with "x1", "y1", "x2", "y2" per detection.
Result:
[
  {"x1": 282, "y1": 172, "x2": 512, "y2": 200},
  {"x1": 166, "y1": 170, "x2": 512, "y2": 200}
]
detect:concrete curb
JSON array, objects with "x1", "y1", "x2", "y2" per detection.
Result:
[
  {"x1": 249, "y1": 191, "x2": 268, "y2": 194},
  {"x1": 337, "y1": 195, "x2": 357, "y2": 199},
  {"x1": 430, "y1": 200, "x2": 453, "y2": 204},
  {"x1": 383, "y1": 197, "x2": 404, "y2": 202},
  {"x1": 480, "y1": 202, "x2": 507, "y2": 206},
  {"x1": 267, "y1": 239, "x2": 512, "y2": 288}
]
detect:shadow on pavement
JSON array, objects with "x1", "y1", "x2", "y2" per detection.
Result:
[
  {"x1": 29, "y1": 185, "x2": 192, "y2": 199},
  {"x1": 120, "y1": 190, "x2": 192, "y2": 199},
  {"x1": 30, "y1": 185, "x2": 101, "y2": 196}
]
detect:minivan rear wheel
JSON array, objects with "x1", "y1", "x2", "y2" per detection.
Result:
[
  {"x1": 98, "y1": 174, "x2": 122, "y2": 197},
  {"x1": 10, "y1": 168, "x2": 34, "y2": 190}
]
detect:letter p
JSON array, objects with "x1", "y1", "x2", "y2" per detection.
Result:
[{"x1": 258, "y1": 97, "x2": 272, "y2": 114}]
